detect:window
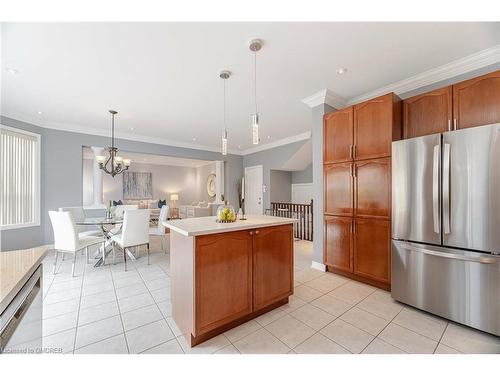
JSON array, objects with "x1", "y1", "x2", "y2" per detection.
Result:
[{"x1": 0, "y1": 125, "x2": 41, "y2": 229}]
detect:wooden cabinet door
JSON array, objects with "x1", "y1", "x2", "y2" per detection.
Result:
[
  {"x1": 324, "y1": 162, "x2": 353, "y2": 216},
  {"x1": 324, "y1": 216, "x2": 353, "y2": 272},
  {"x1": 453, "y1": 70, "x2": 500, "y2": 130},
  {"x1": 354, "y1": 93, "x2": 399, "y2": 160},
  {"x1": 354, "y1": 158, "x2": 391, "y2": 219},
  {"x1": 253, "y1": 224, "x2": 293, "y2": 310},
  {"x1": 194, "y1": 230, "x2": 253, "y2": 335},
  {"x1": 324, "y1": 107, "x2": 354, "y2": 163},
  {"x1": 353, "y1": 218, "x2": 391, "y2": 284},
  {"x1": 403, "y1": 86, "x2": 452, "y2": 138}
]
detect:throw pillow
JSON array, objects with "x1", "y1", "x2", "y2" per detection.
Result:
[
  {"x1": 112, "y1": 200, "x2": 123, "y2": 206},
  {"x1": 158, "y1": 199, "x2": 166, "y2": 208}
]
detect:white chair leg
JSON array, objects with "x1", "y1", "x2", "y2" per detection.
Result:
[
  {"x1": 86, "y1": 246, "x2": 89, "y2": 264},
  {"x1": 71, "y1": 253, "x2": 76, "y2": 277},
  {"x1": 123, "y1": 247, "x2": 127, "y2": 271},
  {"x1": 53, "y1": 251, "x2": 59, "y2": 274}
]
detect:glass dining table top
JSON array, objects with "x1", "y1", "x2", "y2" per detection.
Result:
[{"x1": 76, "y1": 217, "x2": 123, "y2": 225}]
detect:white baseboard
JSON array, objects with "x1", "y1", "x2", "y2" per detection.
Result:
[{"x1": 311, "y1": 261, "x2": 326, "y2": 272}]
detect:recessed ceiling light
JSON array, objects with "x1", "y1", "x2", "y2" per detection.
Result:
[
  {"x1": 267, "y1": 135, "x2": 271, "y2": 140},
  {"x1": 129, "y1": 127, "x2": 135, "y2": 131},
  {"x1": 336, "y1": 67, "x2": 348, "y2": 75},
  {"x1": 6, "y1": 68, "x2": 18, "y2": 74},
  {"x1": 192, "y1": 137, "x2": 197, "y2": 142},
  {"x1": 237, "y1": 145, "x2": 241, "y2": 149},
  {"x1": 37, "y1": 111, "x2": 43, "y2": 115}
]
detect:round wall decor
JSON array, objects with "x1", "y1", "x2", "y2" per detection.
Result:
[{"x1": 207, "y1": 173, "x2": 216, "y2": 197}]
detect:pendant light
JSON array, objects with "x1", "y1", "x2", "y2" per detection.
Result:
[
  {"x1": 249, "y1": 39, "x2": 262, "y2": 145},
  {"x1": 95, "y1": 110, "x2": 131, "y2": 177},
  {"x1": 219, "y1": 70, "x2": 231, "y2": 155}
]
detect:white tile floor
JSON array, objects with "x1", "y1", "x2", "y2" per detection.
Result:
[{"x1": 30, "y1": 238, "x2": 500, "y2": 354}]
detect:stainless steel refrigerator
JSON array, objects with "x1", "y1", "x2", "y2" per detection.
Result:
[{"x1": 392, "y1": 123, "x2": 500, "y2": 336}]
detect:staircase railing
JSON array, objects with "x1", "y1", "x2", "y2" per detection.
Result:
[{"x1": 266, "y1": 200, "x2": 313, "y2": 241}]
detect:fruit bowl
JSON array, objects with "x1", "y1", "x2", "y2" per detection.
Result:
[{"x1": 216, "y1": 203, "x2": 236, "y2": 223}]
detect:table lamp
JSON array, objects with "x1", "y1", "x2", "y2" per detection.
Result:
[{"x1": 170, "y1": 193, "x2": 179, "y2": 219}]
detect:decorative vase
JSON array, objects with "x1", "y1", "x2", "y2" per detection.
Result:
[{"x1": 216, "y1": 202, "x2": 236, "y2": 223}]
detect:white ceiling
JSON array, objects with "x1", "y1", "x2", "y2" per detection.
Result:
[
  {"x1": 82, "y1": 147, "x2": 214, "y2": 168},
  {"x1": 2, "y1": 23, "x2": 500, "y2": 153}
]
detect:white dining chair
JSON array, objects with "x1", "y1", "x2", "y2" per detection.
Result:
[
  {"x1": 59, "y1": 206, "x2": 101, "y2": 237},
  {"x1": 113, "y1": 204, "x2": 138, "y2": 219},
  {"x1": 149, "y1": 205, "x2": 170, "y2": 253},
  {"x1": 49, "y1": 211, "x2": 106, "y2": 276},
  {"x1": 111, "y1": 209, "x2": 150, "y2": 271}
]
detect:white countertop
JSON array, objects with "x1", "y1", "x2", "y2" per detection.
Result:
[
  {"x1": 0, "y1": 246, "x2": 48, "y2": 315},
  {"x1": 162, "y1": 215, "x2": 297, "y2": 236}
]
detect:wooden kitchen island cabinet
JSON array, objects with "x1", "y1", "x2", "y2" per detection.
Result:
[{"x1": 164, "y1": 216, "x2": 295, "y2": 347}]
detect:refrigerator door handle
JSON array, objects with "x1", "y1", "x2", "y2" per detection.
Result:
[
  {"x1": 443, "y1": 143, "x2": 451, "y2": 234},
  {"x1": 433, "y1": 144, "x2": 440, "y2": 234},
  {"x1": 396, "y1": 242, "x2": 498, "y2": 264}
]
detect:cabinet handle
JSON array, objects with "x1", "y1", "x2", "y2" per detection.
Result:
[
  {"x1": 249, "y1": 231, "x2": 253, "y2": 235},
  {"x1": 453, "y1": 118, "x2": 457, "y2": 131},
  {"x1": 255, "y1": 230, "x2": 260, "y2": 234},
  {"x1": 447, "y1": 119, "x2": 451, "y2": 132}
]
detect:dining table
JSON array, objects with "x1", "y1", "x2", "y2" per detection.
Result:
[{"x1": 75, "y1": 217, "x2": 138, "y2": 267}]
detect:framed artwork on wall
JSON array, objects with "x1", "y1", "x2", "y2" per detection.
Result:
[{"x1": 123, "y1": 171, "x2": 153, "y2": 199}]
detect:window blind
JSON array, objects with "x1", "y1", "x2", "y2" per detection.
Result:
[{"x1": 0, "y1": 126, "x2": 40, "y2": 229}]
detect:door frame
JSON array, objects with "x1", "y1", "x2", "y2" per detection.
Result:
[{"x1": 244, "y1": 165, "x2": 264, "y2": 215}]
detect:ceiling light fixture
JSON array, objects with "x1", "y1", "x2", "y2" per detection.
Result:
[
  {"x1": 192, "y1": 137, "x2": 197, "y2": 142},
  {"x1": 219, "y1": 70, "x2": 231, "y2": 156},
  {"x1": 37, "y1": 111, "x2": 43, "y2": 115},
  {"x1": 336, "y1": 67, "x2": 348, "y2": 75},
  {"x1": 249, "y1": 39, "x2": 262, "y2": 145},
  {"x1": 6, "y1": 68, "x2": 18, "y2": 74},
  {"x1": 95, "y1": 110, "x2": 131, "y2": 177},
  {"x1": 130, "y1": 127, "x2": 135, "y2": 131}
]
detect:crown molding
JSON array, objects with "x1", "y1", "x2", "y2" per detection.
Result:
[
  {"x1": 347, "y1": 44, "x2": 500, "y2": 105},
  {"x1": 1, "y1": 111, "x2": 243, "y2": 156},
  {"x1": 301, "y1": 89, "x2": 347, "y2": 109},
  {"x1": 240, "y1": 131, "x2": 311, "y2": 156}
]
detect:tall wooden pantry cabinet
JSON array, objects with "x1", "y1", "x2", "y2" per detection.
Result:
[{"x1": 323, "y1": 93, "x2": 401, "y2": 290}]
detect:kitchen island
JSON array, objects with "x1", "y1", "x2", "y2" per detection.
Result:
[{"x1": 163, "y1": 215, "x2": 296, "y2": 347}]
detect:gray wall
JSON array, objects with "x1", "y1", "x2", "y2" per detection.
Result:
[
  {"x1": 291, "y1": 163, "x2": 312, "y2": 184},
  {"x1": 270, "y1": 170, "x2": 292, "y2": 203},
  {"x1": 83, "y1": 159, "x2": 201, "y2": 206},
  {"x1": 311, "y1": 104, "x2": 334, "y2": 264},
  {"x1": 1, "y1": 116, "x2": 242, "y2": 251},
  {"x1": 242, "y1": 139, "x2": 310, "y2": 210}
]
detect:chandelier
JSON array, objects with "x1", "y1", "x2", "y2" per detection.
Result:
[{"x1": 95, "y1": 110, "x2": 131, "y2": 177}]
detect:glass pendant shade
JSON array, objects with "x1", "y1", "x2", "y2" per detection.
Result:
[
  {"x1": 252, "y1": 113, "x2": 259, "y2": 145},
  {"x1": 222, "y1": 130, "x2": 228, "y2": 156},
  {"x1": 95, "y1": 155, "x2": 106, "y2": 164}
]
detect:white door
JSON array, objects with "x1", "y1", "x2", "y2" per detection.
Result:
[
  {"x1": 291, "y1": 183, "x2": 313, "y2": 204},
  {"x1": 244, "y1": 165, "x2": 263, "y2": 215}
]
